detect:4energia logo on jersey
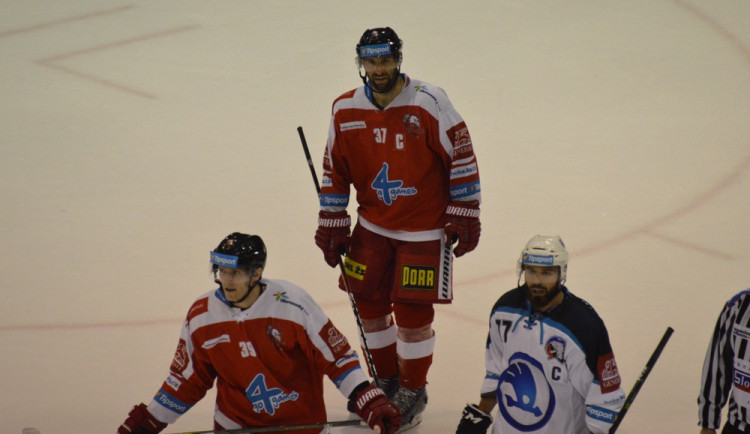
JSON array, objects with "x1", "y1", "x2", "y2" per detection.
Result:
[{"x1": 497, "y1": 352, "x2": 555, "y2": 431}]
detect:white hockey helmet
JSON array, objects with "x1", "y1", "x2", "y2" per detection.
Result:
[{"x1": 516, "y1": 235, "x2": 568, "y2": 284}]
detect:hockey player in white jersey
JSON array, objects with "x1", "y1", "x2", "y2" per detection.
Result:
[{"x1": 456, "y1": 235, "x2": 625, "y2": 433}]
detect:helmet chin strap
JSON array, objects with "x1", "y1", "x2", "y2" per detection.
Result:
[
  {"x1": 360, "y1": 67, "x2": 402, "y2": 95},
  {"x1": 231, "y1": 280, "x2": 260, "y2": 306}
]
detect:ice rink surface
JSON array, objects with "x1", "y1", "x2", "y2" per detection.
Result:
[{"x1": 1, "y1": 1, "x2": 748, "y2": 433}]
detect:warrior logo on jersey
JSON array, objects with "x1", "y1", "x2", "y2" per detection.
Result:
[
  {"x1": 597, "y1": 353, "x2": 622, "y2": 394},
  {"x1": 496, "y1": 352, "x2": 555, "y2": 431},
  {"x1": 402, "y1": 114, "x2": 424, "y2": 138},
  {"x1": 545, "y1": 336, "x2": 566, "y2": 363},
  {"x1": 245, "y1": 374, "x2": 299, "y2": 416},
  {"x1": 371, "y1": 162, "x2": 417, "y2": 206},
  {"x1": 171, "y1": 339, "x2": 189, "y2": 373}
]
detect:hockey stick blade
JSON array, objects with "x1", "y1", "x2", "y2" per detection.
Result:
[
  {"x1": 168, "y1": 418, "x2": 365, "y2": 434},
  {"x1": 608, "y1": 326, "x2": 674, "y2": 433}
]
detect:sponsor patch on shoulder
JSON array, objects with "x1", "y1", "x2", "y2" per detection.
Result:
[
  {"x1": 171, "y1": 339, "x2": 189, "y2": 373},
  {"x1": 320, "y1": 321, "x2": 350, "y2": 356},
  {"x1": 597, "y1": 353, "x2": 622, "y2": 394}
]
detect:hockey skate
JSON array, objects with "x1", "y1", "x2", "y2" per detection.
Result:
[
  {"x1": 375, "y1": 375, "x2": 399, "y2": 398},
  {"x1": 391, "y1": 385, "x2": 427, "y2": 432}
]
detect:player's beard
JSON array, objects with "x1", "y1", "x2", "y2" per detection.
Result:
[
  {"x1": 369, "y1": 69, "x2": 399, "y2": 93},
  {"x1": 528, "y1": 283, "x2": 562, "y2": 310}
]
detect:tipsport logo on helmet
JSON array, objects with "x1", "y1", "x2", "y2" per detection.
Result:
[
  {"x1": 522, "y1": 253, "x2": 554, "y2": 266},
  {"x1": 360, "y1": 43, "x2": 392, "y2": 58},
  {"x1": 211, "y1": 252, "x2": 239, "y2": 268},
  {"x1": 496, "y1": 352, "x2": 555, "y2": 431}
]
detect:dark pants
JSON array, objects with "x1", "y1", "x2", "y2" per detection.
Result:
[{"x1": 723, "y1": 423, "x2": 750, "y2": 434}]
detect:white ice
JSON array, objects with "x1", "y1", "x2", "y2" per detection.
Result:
[{"x1": 1, "y1": 1, "x2": 748, "y2": 433}]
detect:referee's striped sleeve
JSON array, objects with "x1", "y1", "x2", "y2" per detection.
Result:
[{"x1": 698, "y1": 290, "x2": 750, "y2": 430}]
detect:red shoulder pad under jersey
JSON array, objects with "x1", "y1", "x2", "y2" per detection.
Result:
[
  {"x1": 331, "y1": 89, "x2": 357, "y2": 113},
  {"x1": 186, "y1": 297, "x2": 209, "y2": 322}
]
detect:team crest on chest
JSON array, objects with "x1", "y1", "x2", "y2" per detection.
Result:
[
  {"x1": 402, "y1": 114, "x2": 424, "y2": 138},
  {"x1": 544, "y1": 336, "x2": 566, "y2": 363}
]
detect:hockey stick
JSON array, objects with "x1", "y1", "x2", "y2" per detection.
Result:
[
  {"x1": 168, "y1": 418, "x2": 364, "y2": 434},
  {"x1": 297, "y1": 125, "x2": 381, "y2": 388},
  {"x1": 608, "y1": 326, "x2": 674, "y2": 433}
]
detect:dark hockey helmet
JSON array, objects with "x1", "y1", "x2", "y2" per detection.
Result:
[
  {"x1": 210, "y1": 232, "x2": 267, "y2": 272},
  {"x1": 356, "y1": 27, "x2": 403, "y2": 63}
]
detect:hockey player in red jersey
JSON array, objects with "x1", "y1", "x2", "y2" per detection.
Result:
[
  {"x1": 118, "y1": 232, "x2": 401, "y2": 434},
  {"x1": 314, "y1": 27, "x2": 481, "y2": 431}
]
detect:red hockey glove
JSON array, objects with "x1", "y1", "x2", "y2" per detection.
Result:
[
  {"x1": 315, "y1": 210, "x2": 351, "y2": 267},
  {"x1": 456, "y1": 403, "x2": 493, "y2": 434},
  {"x1": 444, "y1": 200, "x2": 481, "y2": 257},
  {"x1": 352, "y1": 384, "x2": 402, "y2": 434},
  {"x1": 117, "y1": 403, "x2": 167, "y2": 434}
]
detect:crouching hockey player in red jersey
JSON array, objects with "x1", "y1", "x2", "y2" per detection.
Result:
[
  {"x1": 455, "y1": 235, "x2": 625, "y2": 434},
  {"x1": 314, "y1": 27, "x2": 481, "y2": 432},
  {"x1": 117, "y1": 232, "x2": 401, "y2": 434}
]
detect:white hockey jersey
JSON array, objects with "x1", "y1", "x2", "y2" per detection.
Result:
[{"x1": 482, "y1": 286, "x2": 625, "y2": 433}]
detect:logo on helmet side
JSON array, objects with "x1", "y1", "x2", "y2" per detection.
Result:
[
  {"x1": 359, "y1": 44, "x2": 392, "y2": 57},
  {"x1": 211, "y1": 252, "x2": 239, "y2": 268},
  {"x1": 522, "y1": 253, "x2": 554, "y2": 266}
]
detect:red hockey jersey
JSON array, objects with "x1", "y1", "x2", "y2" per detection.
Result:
[
  {"x1": 145, "y1": 279, "x2": 368, "y2": 433},
  {"x1": 321, "y1": 75, "x2": 481, "y2": 241}
]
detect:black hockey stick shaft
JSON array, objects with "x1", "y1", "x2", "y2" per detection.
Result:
[
  {"x1": 609, "y1": 326, "x2": 674, "y2": 433},
  {"x1": 168, "y1": 418, "x2": 364, "y2": 434},
  {"x1": 296, "y1": 125, "x2": 381, "y2": 388}
]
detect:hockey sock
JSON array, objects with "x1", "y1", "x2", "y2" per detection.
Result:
[
  {"x1": 396, "y1": 334, "x2": 435, "y2": 389},
  {"x1": 361, "y1": 324, "x2": 398, "y2": 379}
]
